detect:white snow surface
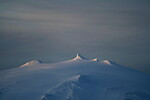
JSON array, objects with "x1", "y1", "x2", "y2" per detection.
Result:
[{"x1": 0, "y1": 54, "x2": 150, "y2": 100}]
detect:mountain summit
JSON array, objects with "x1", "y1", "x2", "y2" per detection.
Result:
[
  {"x1": 19, "y1": 60, "x2": 42, "y2": 67},
  {"x1": 0, "y1": 54, "x2": 150, "y2": 100},
  {"x1": 72, "y1": 53, "x2": 86, "y2": 60}
]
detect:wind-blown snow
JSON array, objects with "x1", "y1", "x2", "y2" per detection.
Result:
[{"x1": 0, "y1": 54, "x2": 150, "y2": 100}]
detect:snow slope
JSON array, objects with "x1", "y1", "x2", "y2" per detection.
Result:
[{"x1": 0, "y1": 54, "x2": 150, "y2": 100}]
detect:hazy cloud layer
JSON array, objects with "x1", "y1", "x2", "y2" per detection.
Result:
[{"x1": 0, "y1": 0, "x2": 150, "y2": 73}]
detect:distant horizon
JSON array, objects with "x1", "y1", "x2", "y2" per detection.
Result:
[{"x1": 2, "y1": 53, "x2": 149, "y2": 75}]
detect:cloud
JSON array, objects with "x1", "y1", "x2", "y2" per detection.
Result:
[{"x1": 0, "y1": 0, "x2": 150, "y2": 73}]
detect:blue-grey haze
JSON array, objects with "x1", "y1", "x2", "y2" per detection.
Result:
[{"x1": 0, "y1": 0, "x2": 150, "y2": 74}]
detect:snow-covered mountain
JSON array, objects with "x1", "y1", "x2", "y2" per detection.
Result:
[{"x1": 0, "y1": 54, "x2": 150, "y2": 100}]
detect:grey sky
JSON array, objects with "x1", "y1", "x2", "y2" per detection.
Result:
[{"x1": 0, "y1": 0, "x2": 150, "y2": 74}]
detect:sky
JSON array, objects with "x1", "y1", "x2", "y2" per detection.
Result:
[{"x1": 0, "y1": 0, "x2": 150, "y2": 74}]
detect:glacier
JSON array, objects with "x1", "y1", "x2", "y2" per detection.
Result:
[{"x1": 0, "y1": 54, "x2": 150, "y2": 100}]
